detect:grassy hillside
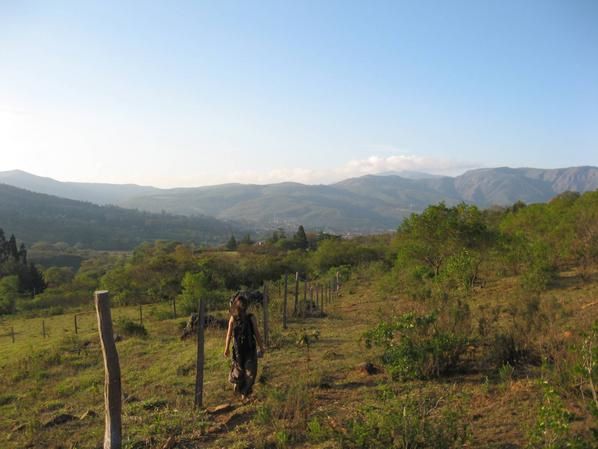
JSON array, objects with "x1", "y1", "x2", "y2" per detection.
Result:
[
  {"x1": 0, "y1": 184, "x2": 244, "y2": 250},
  {"x1": 3, "y1": 167, "x2": 598, "y2": 233},
  {"x1": 1, "y1": 267, "x2": 596, "y2": 449}
]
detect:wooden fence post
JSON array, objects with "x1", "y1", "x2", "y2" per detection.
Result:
[
  {"x1": 94, "y1": 290, "x2": 122, "y2": 449},
  {"x1": 172, "y1": 298, "x2": 177, "y2": 319},
  {"x1": 42, "y1": 320, "x2": 46, "y2": 339},
  {"x1": 139, "y1": 305, "x2": 143, "y2": 325},
  {"x1": 263, "y1": 283, "x2": 270, "y2": 347},
  {"x1": 11, "y1": 326, "x2": 15, "y2": 343},
  {"x1": 194, "y1": 296, "x2": 206, "y2": 409},
  {"x1": 294, "y1": 272, "x2": 299, "y2": 316},
  {"x1": 74, "y1": 314, "x2": 78, "y2": 334},
  {"x1": 336, "y1": 271, "x2": 340, "y2": 293},
  {"x1": 316, "y1": 285, "x2": 320, "y2": 314},
  {"x1": 302, "y1": 276, "x2": 307, "y2": 318},
  {"x1": 283, "y1": 273, "x2": 288, "y2": 330}
]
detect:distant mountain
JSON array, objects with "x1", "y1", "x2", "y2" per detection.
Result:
[
  {"x1": 0, "y1": 169, "x2": 161, "y2": 205},
  {"x1": 0, "y1": 184, "x2": 243, "y2": 249},
  {"x1": 1, "y1": 166, "x2": 597, "y2": 234},
  {"x1": 453, "y1": 166, "x2": 598, "y2": 206}
]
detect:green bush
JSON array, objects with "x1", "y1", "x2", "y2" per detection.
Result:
[
  {"x1": 526, "y1": 380, "x2": 591, "y2": 449},
  {"x1": 339, "y1": 394, "x2": 469, "y2": 449},
  {"x1": 364, "y1": 312, "x2": 469, "y2": 380},
  {"x1": 115, "y1": 318, "x2": 148, "y2": 337}
]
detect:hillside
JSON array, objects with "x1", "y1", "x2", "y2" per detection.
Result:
[
  {"x1": 0, "y1": 268, "x2": 595, "y2": 449},
  {"x1": 0, "y1": 184, "x2": 243, "y2": 249},
  {"x1": 2, "y1": 166, "x2": 598, "y2": 233},
  {"x1": 0, "y1": 170, "x2": 161, "y2": 205}
]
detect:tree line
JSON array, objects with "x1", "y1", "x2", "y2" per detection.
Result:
[{"x1": 0, "y1": 228, "x2": 46, "y2": 314}]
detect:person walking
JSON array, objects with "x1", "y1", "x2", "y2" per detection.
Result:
[{"x1": 224, "y1": 292, "x2": 265, "y2": 399}]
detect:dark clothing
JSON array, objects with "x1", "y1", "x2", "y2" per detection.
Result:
[{"x1": 229, "y1": 313, "x2": 258, "y2": 396}]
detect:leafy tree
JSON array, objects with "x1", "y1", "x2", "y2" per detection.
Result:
[
  {"x1": 294, "y1": 225, "x2": 308, "y2": 250},
  {"x1": 0, "y1": 275, "x2": 19, "y2": 314},
  {"x1": 394, "y1": 203, "x2": 492, "y2": 277},
  {"x1": 240, "y1": 233, "x2": 254, "y2": 245},
  {"x1": 44, "y1": 267, "x2": 75, "y2": 288},
  {"x1": 226, "y1": 235, "x2": 238, "y2": 251},
  {"x1": 178, "y1": 272, "x2": 211, "y2": 315}
]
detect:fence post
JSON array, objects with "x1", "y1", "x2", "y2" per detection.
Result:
[
  {"x1": 283, "y1": 273, "x2": 288, "y2": 330},
  {"x1": 302, "y1": 276, "x2": 307, "y2": 318},
  {"x1": 94, "y1": 290, "x2": 122, "y2": 449},
  {"x1": 42, "y1": 320, "x2": 46, "y2": 339},
  {"x1": 11, "y1": 326, "x2": 15, "y2": 343},
  {"x1": 336, "y1": 271, "x2": 340, "y2": 293},
  {"x1": 263, "y1": 283, "x2": 270, "y2": 347},
  {"x1": 172, "y1": 298, "x2": 177, "y2": 319},
  {"x1": 194, "y1": 295, "x2": 206, "y2": 409},
  {"x1": 320, "y1": 284, "x2": 324, "y2": 315},
  {"x1": 139, "y1": 305, "x2": 143, "y2": 325},
  {"x1": 294, "y1": 272, "x2": 299, "y2": 316},
  {"x1": 315, "y1": 285, "x2": 319, "y2": 312},
  {"x1": 74, "y1": 314, "x2": 78, "y2": 334}
]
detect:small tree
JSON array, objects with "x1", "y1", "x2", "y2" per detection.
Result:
[
  {"x1": 294, "y1": 225, "x2": 309, "y2": 250},
  {"x1": 226, "y1": 235, "x2": 238, "y2": 251},
  {"x1": 0, "y1": 275, "x2": 19, "y2": 314}
]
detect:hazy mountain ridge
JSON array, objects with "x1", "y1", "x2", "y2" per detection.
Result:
[
  {"x1": 0, "y1": 183, "x2": 244, "y2": 249},
  {"x1": 1, "y1": 166, "x2": 597, "y2": 234}
]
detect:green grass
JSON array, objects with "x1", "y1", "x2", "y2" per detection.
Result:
[{"x1": 1, "y1": 269, "x2": 597, "y2": 448}]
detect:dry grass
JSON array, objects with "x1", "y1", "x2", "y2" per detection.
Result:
[{"x1": 1, "y1": 267, "x2": 596, "y2": 448}]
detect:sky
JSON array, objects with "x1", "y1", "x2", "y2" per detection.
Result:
[{"x1": 1, "y1": 0, "x2": 597, "y2": 187}]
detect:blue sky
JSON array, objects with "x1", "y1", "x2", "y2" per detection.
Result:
[{"x1": 1, "y1": 0, "x2": 597, "y2": 187}]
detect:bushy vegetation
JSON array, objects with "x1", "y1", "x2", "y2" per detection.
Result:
[{"x1": 1, "y1": 191, "x2": 598, "y2": 448}]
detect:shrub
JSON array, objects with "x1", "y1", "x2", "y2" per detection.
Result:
[
  {"x1": 363, "y1": 312, "x2": 469, "y2": 380},
  {"x1": 526, "y1": 380, "x2": 591, "y2": 449},
  {"x1": 339, "y1": 393, "x2": 469, "y2": 449},
  {"x1": 115, "y1": 318, "x2": 148, "y2": 337}
]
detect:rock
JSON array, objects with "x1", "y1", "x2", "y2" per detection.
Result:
[
  {"x1": 207, "y1": 403, "x2": 234, "y2": 415},
  {"x1": 42, "y1": 413, "x2": 76, "y2": 427},
  {"x1": 79, "y1": 409, "x2": 97, "y2": 420},
  {"x1": 358, "y1": 362, "x2": 381, "y2": 375}
]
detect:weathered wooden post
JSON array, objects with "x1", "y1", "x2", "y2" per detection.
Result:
[
  {"x1": 320, "y1": 284, "x2": 324, "y2": 315},
  {"x1": 194, "y1": 295, "x2": 206, "y2": 409},
  {"x1": 315, "y1": 285, "x2": 319, "y2": 312},
  {"x1": 42, "y1": 320, "x2": 46, "y2": 339},
  {"x1": 283, "y1": 273, "x2": 288, "y2": 330},
  {"x1": 74, "y1": 314, "x2": 78, "y2": 334},
  {"x1": 336, "y1": 271, "x2": 340, "y2": 293},
  {"x1": 172, "y1": 298, "x2": 177, "y2": 319},
  {"x1": 94, "y1": 290, "x2": 122, "y2": 449},
  {"x1": 11, "y1": 326, "x2": 15, "y2": 343},
  {"x1": 139, "y1": 305, "x2": 143, "y2": 325},
  {"x1": 263, "y1": 283, "x2": 270, "y2": 347},
  {"x1": 309, "y1": 285, "x2": 313, "y2": 314},
  {"x1": 302, "y1": 276, "x2": 307, "y2": 318},
  {"x1": 294, "y1": 272, "x2": 299, "y2": 316}
]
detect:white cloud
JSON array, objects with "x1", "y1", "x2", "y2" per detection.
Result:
[{"x1": 197, "y1": 154, "x2": 479, "y2": 187}]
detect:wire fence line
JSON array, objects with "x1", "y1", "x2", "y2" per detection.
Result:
[{"x1": 0, "y1": 272, "x2": 341, "y2": 358}]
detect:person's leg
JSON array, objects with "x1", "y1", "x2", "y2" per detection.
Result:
[{"x1": 240, "y1": 357, "x2": 257, "y2": 396}]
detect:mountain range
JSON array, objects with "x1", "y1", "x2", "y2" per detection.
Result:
[{"x1": 1, "y1": 166, "x2": 598, "y2": 240}]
